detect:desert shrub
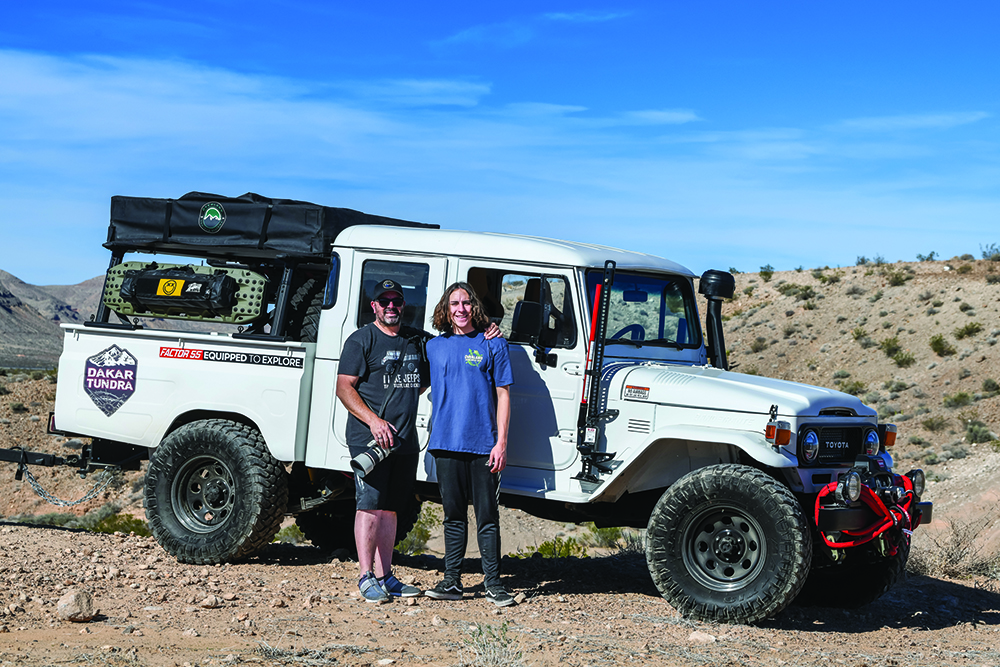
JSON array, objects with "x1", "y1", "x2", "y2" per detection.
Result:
[
  {"x1": 929, "y1": 334, "x2": 957, "y2": 357},
  {"x1": 397, "y1": 505, "x2": 441, "y2": 555},
  {"x1": 959, "y1": 302, "x2": 974, "y2": 313},
  {"x1": 879, "y1": 337, "x2": 902, "y2": 357},
  {"x1": 954, "y1": 322, "x2": 983, "y2": 340},
  {"x1": 908, "y1": 435, "x2": 926, "y2": 445},
  {"x1": 47, "y1": 374, "x2": 57, "y2": 384},
  {"x1": 916, "y1": 251, "x2": 938, "y2": 262},
  {"x1": 0, "y1": 385, "x2": 8, "y2": 396},
  {"x1": 943, "y1": 392, "x2": 973, "y2": 408},
  {"x1": 956, "y1": 264, "x2": 973, "y2": 274},
  {"x1": 845, "y1": 284, "x2": 866, "y2": 296},
  {"x1": 833, "y1": 370, "x2": 851, "y2": 379},
  {"x1": 881, "y1": 321, "x2": 893, "y2": 329},
  {"x1": 922, "y1": 451, "x2": 940, "y2": 465},
  {"x1": 917, "y1": 290, "x2": 933, "y2": 302},
  {"x1": 460, "y1": 622, "x2": 526, "y2": 667},
  {"x1": 759, "y1": 264, "x2": 774, "y2": 282},
  {"x1": 983, "y1": 378, "x2": 999, "y2": 394},
  {"x1": 93, "y1": 513, "x2": 153, "y2": 537},
  {"x1": 12, "y1": 511, "x2": 76, "y2": 527},
  {"x1": 981, "y1": 243, "x2": 1000, "y2": 261},
  {"x1": 869, "y1": 289, "x2": 884, "y2": 303},
  {"x1": 884, "y1": 268, "x2": 910, "y2": 286},
  {"x1": 583, "y1": 522, "x2": 623, "y2": 548},
  {"x1": 30, "y1": 371, "x2": 44, "y2": 380},
  {"x1": 883, "y1": 380, "x2": 908, "y2": 392},
  {"x1": 515, "y1": 536, "x2": 587, "y2": 559},
  {"x1": 750, "y1": 337, "x2": 769, "y2": 353},
  {"x1": 776, "y1": 283, "x2": 799, "y2": 296},
  {"x1": 964, "y1": 420, "x2": 993, "y2": 444},
  {"x1": 922, "y1": 415, "x2": 949, "y2": 432},
  {"x1": 9, "y1": 402, "x2": 27, "y2": 413},
  {"x1": 729, "y1": 267, "x2": 741, "y2": 274},
  {"x1": 272, "y1": 523, "x2": 306, "y2": 544},
  {"x1": 802, "y1": 301, "x2": 816, "y2": 310},
  {"x1": 795, "y1": 286, "x2": 817, "y2": 301},
  {"x1": 892, "y1": 351, "x2": 915, "y2": 368},
  {"x1": 840, "y1": 380, "x2": 866, "y2": 396},
  {"x1": 783, "y1": 325, "x2": 798, "y2": 339},
  {"x1": 743, "y1": 286, "x2": 755, "y2": 296},
  {"x1": 909, "y1": 514, "x2": 1000, "y2": 580},
  {"x1": 851, "y1": 327, "x2": 867, "y2": 341},
  {"x1": 987, "y1": 274, "x2": 1000, "y2": 285},
  {"x1": 744, "y1": 366, "x2": 759, "y2": 376}
]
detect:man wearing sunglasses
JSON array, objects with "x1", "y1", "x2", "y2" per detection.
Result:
[{"x1": 337, "y1": 278, "x2": 500, "y2": 603}]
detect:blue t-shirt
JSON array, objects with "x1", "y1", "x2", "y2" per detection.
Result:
[{"x1": 426, "y1": 331, "x2": 514, "y2": 456}]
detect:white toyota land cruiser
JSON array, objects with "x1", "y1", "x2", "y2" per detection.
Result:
[{"x1": 35, "y1": 192, "x2": 930, "y2": 624}]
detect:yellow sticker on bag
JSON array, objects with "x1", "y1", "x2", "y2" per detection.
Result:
[{"x1": 156, "y1": 278, "x2": 185, "y2": 296}]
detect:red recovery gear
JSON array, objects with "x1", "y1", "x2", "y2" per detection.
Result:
[{"x1": 814, "y1": 474, "x2": 921, "y2": 553}]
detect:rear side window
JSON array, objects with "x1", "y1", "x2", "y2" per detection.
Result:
[{"x1": 357, "y1": 260, "x2": 430, "y2": 329}]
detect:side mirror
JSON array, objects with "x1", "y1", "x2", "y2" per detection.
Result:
[
  {"x1": 510, "y1": 300, "x2": 542, "y2": 343},
  {"x1": 511, "y1": 300, "x2": 557, "y2": 366}
]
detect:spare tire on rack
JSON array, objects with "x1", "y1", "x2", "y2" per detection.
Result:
[{"x1": 284, "y1": 275, "x2": 324, "y2": 343}]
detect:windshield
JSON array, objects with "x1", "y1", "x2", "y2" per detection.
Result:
[{"x1": 586, "y1": 270, "x2": 700, "y2": 349}]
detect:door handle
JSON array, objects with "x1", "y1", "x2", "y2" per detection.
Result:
[{"x1": 562, "y1": 363, "x2": 583, "y2": 376}]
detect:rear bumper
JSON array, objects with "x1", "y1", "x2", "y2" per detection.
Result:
[{"x1": 817, "y1": 501, "x2": 933, "y2": 532}]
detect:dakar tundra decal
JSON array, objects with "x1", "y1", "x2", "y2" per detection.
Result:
[{"x1": 84, "y1": 345, "x2": 138, "y2": 417}]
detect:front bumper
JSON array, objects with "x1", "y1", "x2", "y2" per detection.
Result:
[{"x1": 818, "y1": 500, "x2": 932, "y2": 533}]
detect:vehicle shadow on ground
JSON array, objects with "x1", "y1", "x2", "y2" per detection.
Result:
[
  {"x1": 396, "y1": 550, "x2": 662, "y2": 598},
  {"x1": 778, "y1": 573, "x2": 1000, "y2": 632}
]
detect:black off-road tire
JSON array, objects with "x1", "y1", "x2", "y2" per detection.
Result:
[
  {"x1": 646, "y1": 464, "x2": 813, "y2": 624},
  {"x1": 799, "y1": 537, "x2": 910, "y2": 608},
  {"x1": 284, "y1": 276, "x2": 324, "y2": 343},
  {"x1": 144, "y1": 419, "x2": 288, "y2": 565}
]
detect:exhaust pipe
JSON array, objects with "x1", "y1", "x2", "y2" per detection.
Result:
[{"x1": 699, "y1": 270, "x2": 735, "y2": 370}]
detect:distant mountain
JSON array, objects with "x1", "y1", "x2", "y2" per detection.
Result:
[{"x1": 0, "y1": 277, "x2": 64, "y2": 368}]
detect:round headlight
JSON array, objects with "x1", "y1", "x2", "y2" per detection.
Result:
[
  {"x1": 801, "y1": 430, "x2": 819, "y2": 464},
  {"x1": 864, "y1": 429, "x2": 880, "y2": 456},
  {"x1": 907, "y1": 469, "x2": 926, "y2": 496},
  {"x1": 844, "y1": 471, "x2": 862, "y2": 503}
]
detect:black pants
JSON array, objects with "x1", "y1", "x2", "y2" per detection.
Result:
[{"x1": 434, "y1": 451, "x2": 502, "y2": 588}]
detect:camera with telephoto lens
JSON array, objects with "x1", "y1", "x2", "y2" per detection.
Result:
[{"x1": 351, "y1": 439, "x2": 396, "y2": 478}]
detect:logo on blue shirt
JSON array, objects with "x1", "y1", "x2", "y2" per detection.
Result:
[{"x1": 464, "y1": 348, "x2": 483, "y2": 367}]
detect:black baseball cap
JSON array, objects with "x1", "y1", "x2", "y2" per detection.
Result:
[{"x1": 373, "y1": 279, "x2": 405, "y2": 300}]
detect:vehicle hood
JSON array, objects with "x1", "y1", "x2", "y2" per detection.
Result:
[{"x1": 613, "y1": 363, "x2": 876, "y2": 418}]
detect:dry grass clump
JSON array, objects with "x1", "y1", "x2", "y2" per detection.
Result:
[{"x1": 909, "y1": 514, "x2": 1000, "y2": 581}]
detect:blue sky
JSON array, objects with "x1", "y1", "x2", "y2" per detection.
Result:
[{"x1": 1, "y1": 1, "x2": 998, "y2": 285}]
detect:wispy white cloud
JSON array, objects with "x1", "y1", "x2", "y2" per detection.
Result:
[
  {"x1": 543, "y1": 11, "x2": 632, "y2": 23},
  {"x1": 834, "y1": 112, "x2": 990, "y2": 132},
  {"x1": 621, "y1": 109, "x2": 702, "y2": 125},
  {"x1": 334, "y1": 79, "x2": 491, "y2": 108},
  {"x1": 433, "y1": 22, "x2": 535, "y2": 49}
]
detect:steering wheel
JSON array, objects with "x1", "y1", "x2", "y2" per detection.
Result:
[{"x1": 610, "y1": 324, "x2": 645, "y2": 340}]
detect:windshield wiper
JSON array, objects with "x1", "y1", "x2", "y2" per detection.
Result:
[{"x1": 606, "y1": 338, "x2": 645, "y2": 347}]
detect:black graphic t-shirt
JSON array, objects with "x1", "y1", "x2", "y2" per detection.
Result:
[{"x1": 339, "y1": 323, "x2": 430, "y2": 453}]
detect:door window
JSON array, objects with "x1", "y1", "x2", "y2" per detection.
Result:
[
  {"x1": 357, "y1": 260, "x2": 430, "y2": 329},
  {"x1": 467, "y1": 268, "x2": 576, "y2": 348}
]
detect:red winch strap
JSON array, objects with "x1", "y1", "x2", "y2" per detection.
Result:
[{"x1": 815, "y1": 474, "x2": 915, "y2": 549}]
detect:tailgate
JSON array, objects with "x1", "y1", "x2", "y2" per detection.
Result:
[{"x1": 54, "y1": 325, "x2": 314, "y2": 461}]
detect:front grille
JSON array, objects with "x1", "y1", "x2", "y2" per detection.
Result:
[{"x1": 799, "y1": 423, "x2": 865, "y2": 465}]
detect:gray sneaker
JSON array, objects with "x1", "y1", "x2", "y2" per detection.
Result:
[
  {"x1": 485, "y1": 586, "x2": 515, "y2": 607},
  {"x1": 379, "y1": 573, "x2": 422, "y2": 598},
  {"x1": 359, "y1": 571, "x2": 390, "y2": 604},
  {"x1": 425, "y1": 578, "x2": 463, "y2": 600}
]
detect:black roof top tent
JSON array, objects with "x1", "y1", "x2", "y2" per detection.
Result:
[{"x1": 93, "y1": 192, "x2": 439, "y2": 336}]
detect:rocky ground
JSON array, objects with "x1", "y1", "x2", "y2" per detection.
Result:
[{"x1": 2, "y1": 254, "x2": 1000, "y2": 665}]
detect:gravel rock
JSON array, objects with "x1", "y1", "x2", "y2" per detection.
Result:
[{"x1": 57, "y1": 590, "x2": 95, "y2": 622}]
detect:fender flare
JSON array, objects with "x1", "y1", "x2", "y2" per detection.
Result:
[{"x1": 590, "y1": 423, "x2": 798, "y2": 502}]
